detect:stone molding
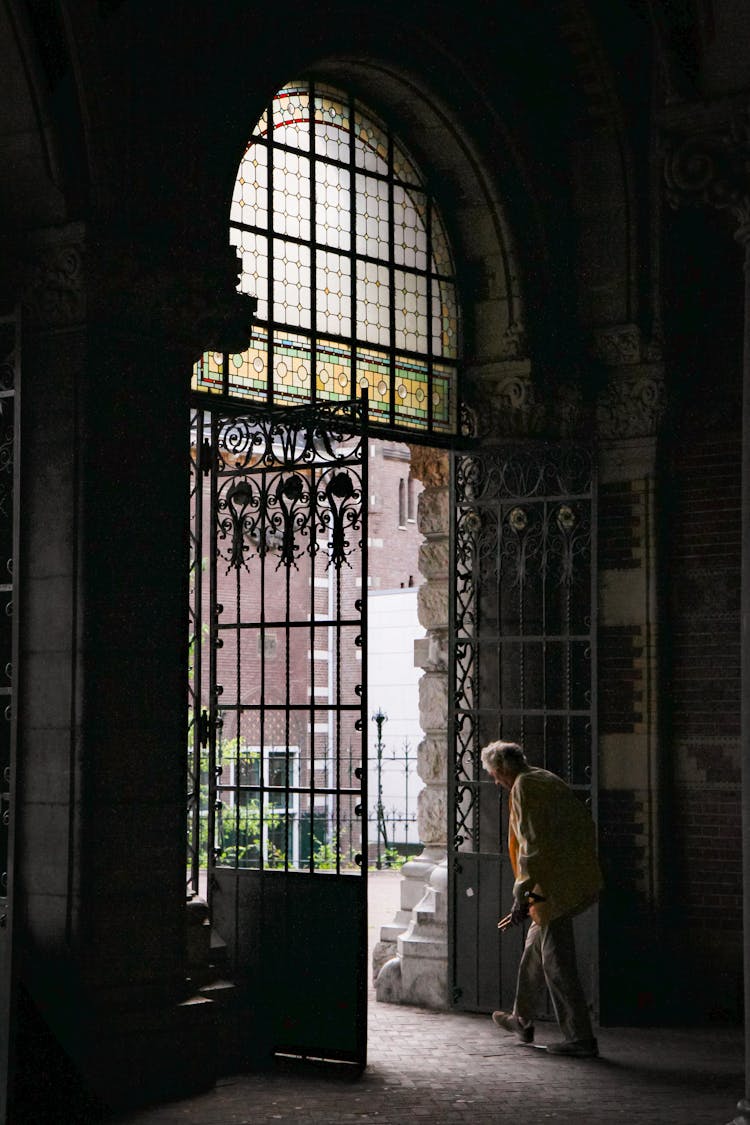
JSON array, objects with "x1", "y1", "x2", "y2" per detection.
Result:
[
  {"x1": 463, "y1": 370, "x2": 544, "y2": 439},
  {"x1": 663, "y1": 103, "x2": 750, "y2": 241},
  {"x1": 21, "y1": 223, "x2": 86, "y2": 328},
  {"x1": 18, "y1": 224, "x2": 257, "y2": 353},
  {"x1": 597, "y1": 367, "x2": 666, "y2": 440},
  {"x1": 408, "y1": 446, "x2": 449, "y2": 489},
  {"x1": 588, "y1": 323, "x2": 642, "y2": 366},
  {"x1": 463, "y1": 370, "x2": 592, "y2": 441},
  {"x1": 93, "y1": 240, "x2": 256, "y2": 355},
  {"x1": 498, "y1": 319, "x2": 527, "y2": 360}
]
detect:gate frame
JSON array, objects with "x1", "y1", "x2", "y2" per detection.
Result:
[{"x1": 447, "y1": 438, "x2": 599, "y2": 1015}]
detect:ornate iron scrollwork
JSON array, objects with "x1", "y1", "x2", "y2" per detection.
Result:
[
  {"x1": 451, "y1": 442, "x2": 594, "y2": 854},
  {"x1": 215, "y1": 400, "x2": 364, "y2": 573}
]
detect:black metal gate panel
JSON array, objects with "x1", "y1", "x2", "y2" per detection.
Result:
[
  {"x1": 189, "y1": 397, "x2": 367, "y2": 1067},
  {"x1": 449, "y1": 443, "x2": 597, "y2": 1014}
]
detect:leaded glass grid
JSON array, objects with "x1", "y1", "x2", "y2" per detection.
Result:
[{"x1": 192, "y1": 80, "x2": 460, "y2": 436}]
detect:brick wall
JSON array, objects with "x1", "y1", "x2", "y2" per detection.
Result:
[
  {"x1": 599, "y1": 625, "x2": 644, "y2": 734},
  {"x1": 368, "y1": 441, "x2": 424, "y2": 590},
  {"x1": 666, "y1": 429, "x2": 742, "y2": 1014}
]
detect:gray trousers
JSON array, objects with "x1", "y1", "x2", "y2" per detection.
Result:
[{"x1": 512, "y1": 913, "x2": 594, "y2": 1042}]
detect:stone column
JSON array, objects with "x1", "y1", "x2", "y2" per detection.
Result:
[
  {"x1": 665, "y1": 120, "x2": 750, "y2": 1125},
  {"x1": 732, "y1": 199, "x2": 750, "y2": 1125},
  {"x1": 374, "y1": 447, "x2": 450, "y2": 1006}
]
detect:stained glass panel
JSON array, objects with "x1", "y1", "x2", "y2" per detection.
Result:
[
  {"x1": 272, "y1": 330, "x2": 313, "y2": 403},
  {"x1": 314, "y1": 85, "x2": 350, "y2": 162},
  {"x1": 315, "y1": 160, "x2": 351, "y2": 251},
  {"x1": 193, "y1": 80, "x2": 461, "y2": 435},
  {"x1": 317, "y1": 337, "x2": 353, "y2": 401},
  {"x1": 394, "y1": 188, "x2": 428, "y2": 271},
  {"x1": 271, "y1": 82, "x2": 310, "y2": 149},
  {"x1": 355, "y1": 174, "x2": 389, "y2": 260},
  {"x1": 193, "y1": 350, "x2": 224, "y2": 395},
  {"x1": 228, "y1": 328, "x2": 268, "y2": 397},
  {"x1": 394, "y1": 270, "x2": 428, "y2": 353},
  {"x1": 354, "y1": 108, "x2": 388, "y2": 175},
  {"x1": 230, "y1": 228, "x2": 268, "y2": 319},
  {"x1": 273, "y1": 241, "x2": 311, "y2": 328}
]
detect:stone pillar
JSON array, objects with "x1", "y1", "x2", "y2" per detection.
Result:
[
  {"x1": 730, "y1": 188, "x2": 750, "y2": 1125},
  {"x1": 730, "y1": 209, "x2": 750, "y2": 1124},
  {"x1": 664, "y1": 121, "x2": 750, "y2": 1125},
  {"x1": 374, "y1": 448, "x2": 450, "y2": 1006},
  {"x1": 11, "y1": 226, "x2": 252, "y2": 1109}
]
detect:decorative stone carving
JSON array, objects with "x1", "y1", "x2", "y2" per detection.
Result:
[
  {"x1": 413, "y1": 630, "x2": 448, "y2": 673},
  {"x1": 417, "y1": 539, "x2": 449, "y2": 581},
  {"x1": 408, "y1": 446, "x2": 449, "y2": 488},
  {"x1": 416, "y1": 582, "x2": 450, "y2": 632},
  {"x1": 664, "y1": 120, "x2": 750, "y2": 236},
  {"x1": 417, "y1": 487, "x2": 450, "y2": 540},
  {"x1": 21, "y1": 224, "x2": 86, "y2": 328},
  {"x1": 463, "y1": 370, "x2": 545, "y2": 440},
  {"x1": 554, "y1": 382, "x2": 588, "y2": 439},
  {"x1": 597, "y1": 369, "x2": 666, "y2": 439},
  {"x1": 499, "y1": 320, "x2": 528, "y2": 360},
  {"x1": 589, "y1": 324, "x2": 642, "y2": 366},
  {"x1": 417, "y1": 736, "x2": 446, "y2": 785},
  {"x1": 417, "y1": 786, "x2": 447, "y2": 846},
  {"x1": 92, "y1": 237, "x2": 255, "y2": 354},
  {"x1": 419, "y1": 671, "x2": 449, "y2": 732}
]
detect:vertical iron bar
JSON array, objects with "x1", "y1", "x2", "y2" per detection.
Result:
[
  {"x1": 266, "y1": 95, "x2": 276, "y2": 406},
  {"x1": 309, "y1": 458, "x2": 317, "y2": 870},
  {"x1": 542, "y1": 497, "x2": 549, "y2": 773},
  {"x1": 348, "y1": 90, "x2": 357, "y2": 405},
  {"x1": 335, "y1": 530, "x2": 342, "y2": 875},
  {"x1": 235, "y1": 459, "x2": 244, "y2": 870},
  {"x1": 189, "y1": 409, "x2": 205, "y2": 895},
  {"x1": 206, "y1": 414, "x2": 219, "y2": 912},
  {"x1": 309, "y1": 82, "x2": 318, "y2": 406},
  {"x1": 387, "y1": 130, "x2": 396, "y2": 428},
  {"x1": 358, "y1": 393, "x2": 369, "y2": 1068},
  {"x1": 589, "y1": 457, "x2": 599, "y2": 820},
  {"x1": 284, "y1": 465, "x2": 293, "y2": 873}
]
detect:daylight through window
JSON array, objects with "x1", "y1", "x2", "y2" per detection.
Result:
[{"x1": 192, "y1": 80, "x2": 460, "y2": 435}]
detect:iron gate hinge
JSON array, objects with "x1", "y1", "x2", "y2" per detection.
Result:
[{"x1": 198, "y1": 708, "x2": 210, "y2": 747}]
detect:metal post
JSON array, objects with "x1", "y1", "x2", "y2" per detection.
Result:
[{"x1": 372, "y1": 708, "x2": 388, "y2": 869}]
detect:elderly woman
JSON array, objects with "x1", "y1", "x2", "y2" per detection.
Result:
[{"x1": 481, "y1": 740, "x2": 603, "y2": 1058}]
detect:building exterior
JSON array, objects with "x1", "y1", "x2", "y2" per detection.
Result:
[{"x1": 3, "y1": 2, "x2": 750, "y2": 1121}]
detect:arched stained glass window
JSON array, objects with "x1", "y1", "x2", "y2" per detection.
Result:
[{"x1": 192, "y1": 80, "x2": 460, "y2": 435}]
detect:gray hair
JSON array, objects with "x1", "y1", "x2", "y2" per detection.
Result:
[{"x1": 480, "y1": 740, "x2": 527, "y2": 774}]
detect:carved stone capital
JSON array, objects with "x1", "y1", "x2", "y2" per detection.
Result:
[
  {"x1": 588, "y1": 324, "x2": 642, "y2": 366},
  {"x1": 464, "y1": 371, "x2": 544, "y2": 439},
  {"x1": 20, "y1": 223, "x2": 86, "y2": 328},
  {"x1": 498, "y1": 320, "x2": 528, "y2": 360},
  {"x1": 664, "y1": 109, "x2": 750, "y2": 238},
  {"x1": 463, "y1": 370, "x2": 590, "y2": 442},
  {"x1": 93, "y1": 238, "x2": 255, "y2": 355},
  {"x1": 597, "y1": 368, "x2": 666, "y2": 440}
]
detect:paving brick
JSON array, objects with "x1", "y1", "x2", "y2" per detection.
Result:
[{"x1": 111, "y1": 1001, "x2": 743, "y2": 1125}]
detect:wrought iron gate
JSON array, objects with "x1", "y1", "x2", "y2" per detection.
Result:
[
  {"x1": 449, "y1": 443, "x2": 597, "y2": 1013},
  {"x1": 189, "y1": 397, "x2": 368, "y2": 1067}
]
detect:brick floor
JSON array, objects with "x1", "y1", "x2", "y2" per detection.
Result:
[
  {"x1": 109, "y1": 873, "x2": 745, "y2": 1125},
  {"x1": 109, "y1": 998, "x2": 744, "y2": 1125}
]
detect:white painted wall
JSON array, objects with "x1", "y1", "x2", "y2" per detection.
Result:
[{"x1": 367, "y1": 587, "x2": 424, "y2": 849}]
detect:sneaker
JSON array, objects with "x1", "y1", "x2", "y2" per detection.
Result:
[
  {"x1": 491, "y1": 1010, "x2": 534, "y2": 1044},
  {"x1": 545, "y1": 1037, "x2": 599, "y2": 1058}
]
